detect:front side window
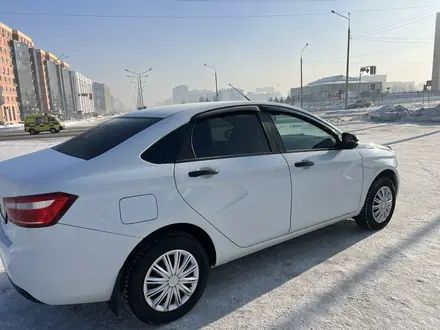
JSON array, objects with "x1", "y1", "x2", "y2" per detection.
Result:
[
  {"x1": 191, "y1": 112, "x2": 270, "y2": 159},
  {"x1": 270, "y1": 113, "x2": 337, "y2": 151}
]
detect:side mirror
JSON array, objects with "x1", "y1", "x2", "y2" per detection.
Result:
[{"x1": 340, "y1": 132, "x2": 358, "y2": 149}]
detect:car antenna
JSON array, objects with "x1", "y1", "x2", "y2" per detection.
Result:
[{"x1": 228, "y1": 84, "x2": 250, "y2": 101}]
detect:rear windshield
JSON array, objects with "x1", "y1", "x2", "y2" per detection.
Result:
[{"x1": 52, "y1": 117, "x2": 161, "y2": 160}]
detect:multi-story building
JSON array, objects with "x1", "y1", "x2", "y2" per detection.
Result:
[
  {"x1": 92, "y1": 82, "x2": 111, "y2": 114},
  {"x1": 0, "y1": 22, "x2": 20, "y2": 123},
  {"x1": 385, "y1": 81, "x2": 416, "y2": 93},
  {"x1": 111, "y1": 96, "x2": 125, "y2": 113},
  {"x1": 10, "y1": 30, "x2": 38, "y2": 121},
  {"x1": 219, "y1": 87, "x2": 246, "y2": 101},
  {"x1": 58, "y1": 61, "x2": 75, "y2": 119},
  {"x1": 45, "y1": 52, "x2": 64, "y2": 116},
  {"x1": 29, "y1": 48, "x2": 50, "y2": 113},
  {"x1": 256, "y1": 87, "x2": 275, "y2": 94},
  {"x1": 71, "y1": 71, "x2": 94, "y2": 117},
  {"x1": 187, "y1": 89, "x2": 216, "y2": 103},
  {"x1": 290, "y1": 75, "x2": 383, "y2": 102},
  {"x1": 432, "y1": 12, "x2": 440, "y2": 91},
  {"x1": 172, "y1": 85, "x2": 189, "y2": 104}
]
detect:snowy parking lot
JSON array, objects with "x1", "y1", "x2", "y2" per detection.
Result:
[{"x1": 1, "y1": 121, "x2": 440, "y2": 329}]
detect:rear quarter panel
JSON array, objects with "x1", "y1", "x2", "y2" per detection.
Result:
[{"x1": 17, "y1": 113, "x2": 240, "y2": 267}]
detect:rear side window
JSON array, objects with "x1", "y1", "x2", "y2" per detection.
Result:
[
  {"x1": 53, "y1": 117, "x2": 161, "y2": 160},
  {"x1": 141, "y1": 124, "x2": 190, "y2": 164}
]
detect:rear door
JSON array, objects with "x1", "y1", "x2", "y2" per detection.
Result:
[
  {"x1": 173, "y1": 106, "x2": 292, "y2": 248},
  {"x1": 262, "y1": 106, "x2": 363, "y2": 232}
]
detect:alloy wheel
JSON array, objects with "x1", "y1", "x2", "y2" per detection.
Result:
[
  {"x1": 372, "y1": 186, "x2": 393, "y2": 223},
  {"x1": 143, "y1": 249, "x2": 199, "y2": 312}
]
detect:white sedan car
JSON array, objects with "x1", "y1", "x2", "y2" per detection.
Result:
[{"x1": 0, "y1": 101, "x2": 399, "y2": 325}]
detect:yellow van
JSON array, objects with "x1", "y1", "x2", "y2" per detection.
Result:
[{"x1": 24, "y1": 114, "x2": 66, "y2": 135}]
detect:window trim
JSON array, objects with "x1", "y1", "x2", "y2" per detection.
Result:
[
  {"x1": 190, "y1": 105, "x2": 260, "y2": 122},
  {"x1": 261, "y1": 105, "x2": 343, "y2": 153},
  {"x1": 176, "y1": 107, "x2": 276, "y2": 163}
]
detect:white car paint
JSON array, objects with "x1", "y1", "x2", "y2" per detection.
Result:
[
  {"x1": 174, "y1": 153, "x2": 292, "y2": 247},
  {"x1": 0, "y1": 101, "x2": 399, "y2": 309},
  {"x1": 283, "y1": 149, "x2": 364, "y2": 233}
]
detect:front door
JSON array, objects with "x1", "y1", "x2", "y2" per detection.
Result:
[
  {"x1": 265, "y1": 109, "x2": 363, "y2": 232},
  {"x1": 174, "y1": 109, "x2": 292, "y2": 248}
]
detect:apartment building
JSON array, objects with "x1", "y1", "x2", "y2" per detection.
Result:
[
  {"x1": 29, "y1": 48, "x2": 51, "y2": 113},
  {"x1": 71, "y1": 71, "x2": 94, "y2": 116},
  {"x1": 44, "y1": 52, "x2": 64, "y2": 116},
  {"x1": 92, "y1": 82, "x2": 111, "y2": 114},
  {"x1": 0, "y1": 22, "x2": 20, "y2": 123},
  {"x1": 58, "y1": 61, "x2": 75, "y2": 119},
  {"x1": 11, "y1": 29, "x2": 38, "y2": 120}
]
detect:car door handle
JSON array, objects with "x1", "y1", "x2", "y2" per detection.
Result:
[
  {"x1": 188, "y1": 168, "x2": 219, "y2": 177},
  {"x1": 294, "y1": 160, "x2": 315, "y2": 168}
]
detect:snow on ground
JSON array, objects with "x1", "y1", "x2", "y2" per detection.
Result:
[
  {"x1": 0, "y1": 123, "x2": 24, "y2": 130},
  {"x1": 1, "y1": 122, "x2": 440, "y2": 329},
  {"x1": 64, "y1": 115, "x2": 116, "y2": 128}
]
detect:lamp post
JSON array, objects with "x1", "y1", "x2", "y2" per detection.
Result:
[
  {"x1": 204, "y1": 64, "x2": 219, "y2": 101},
  {"x1": 331, "y1": 10, "x2": 351, "y2": 110},
  {"x1": 125, "y1": 68, "x2": 152, "y2": 108},
  {"x1": 300, "y1": 43, "x2": 308, "y2": 108}
]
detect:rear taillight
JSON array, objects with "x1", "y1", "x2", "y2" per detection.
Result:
[{"x1": 3, "y1": 192, "x2": 78, "y2": 228}]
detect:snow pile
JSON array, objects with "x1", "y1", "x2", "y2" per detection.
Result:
[
  {"x1": 369, "y1": 105, "x2": 410, "y2": 122},
  {"x1": 410, "y1": 104, "x2": 440, "y2": 122}
]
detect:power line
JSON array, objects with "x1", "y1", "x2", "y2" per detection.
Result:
[
  {"x1": 0, "y1": 11, "x2": 329, "y2": 19},
  {"x1": 353, "y1": 38, "x2": 432, "y2": 44},
  {"x1": 303, "y1": 44, "x2": 432, "y2": 64},
  {"x1": 386, "y1": 65, "x2": 432, "y2": 73},
  {"x1": 352, "y1": 36, "x2": 432, "y2": 41},
  {"x1": 177, "y1": 0, "x2": 334, "y2": 2},
  {"x1": 353, "y1": 10, "x2": 438, "y2": 38},
  {"x1": 0, "y1": 5, "x2": 437, "y2": 20},
  {"x1": 176, "y1": 0, "x2": 335, "y2": 2}
]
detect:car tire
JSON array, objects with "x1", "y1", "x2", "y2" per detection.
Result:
[
  {"x1": 122, "y1": 232, "x2": 210, "y2": 325},
  {"x1": 29, "y1": 129, "x2": 36, "y2": 135},
  {"x1": 50, "y1": 128, "x2": 57, "y2": 134},
  {"x1": 354, "y1": 176, "x2": 396, "y2": 230}
]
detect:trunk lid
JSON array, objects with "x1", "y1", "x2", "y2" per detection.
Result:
[{"x1": 0, "y1": 148, "x2": 84, "y2": 242}]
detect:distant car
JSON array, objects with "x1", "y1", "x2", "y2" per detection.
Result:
[
  {"x1": 0, "y1": 101, "x2": 399, "y2": 325},
  {"x1": 348, "y1": 99, "x2": 374, "y2": 109},
  {"x1": 24, "y1": 114, "x2": 66, "y2": 135}
]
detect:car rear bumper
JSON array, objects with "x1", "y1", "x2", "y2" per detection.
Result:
[
  {"x1": 8, "y1": 275, "x2": 44, "y2": 304},
  {"x1": 0, "y1": 222, "x2": 140, "y2": 305}
]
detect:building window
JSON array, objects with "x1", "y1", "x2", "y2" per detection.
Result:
[{"x1": 12, "y1": 107, "x2": 16, "y2": 121}]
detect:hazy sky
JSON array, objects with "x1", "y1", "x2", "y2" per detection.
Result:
[{"x1": 1, "y1": 0, "x2": 438, "y2": 108}]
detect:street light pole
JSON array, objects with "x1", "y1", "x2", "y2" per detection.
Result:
[
  {"x1": 125, "y1": 68, "x2": 152, "y2": 108},
  {"x1": 204, "y1": 64, "x2": 219, "y2": 101},
  {"x1": 300, "y1": 43, "x2": 308, "y2": 109},
  {"x1": 331, "y1": 10, "x2": 351, "y2": 110}
]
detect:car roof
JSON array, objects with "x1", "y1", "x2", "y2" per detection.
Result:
[{"x1": 121, "y1": 101, "x2": 311, "y2": 119}]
